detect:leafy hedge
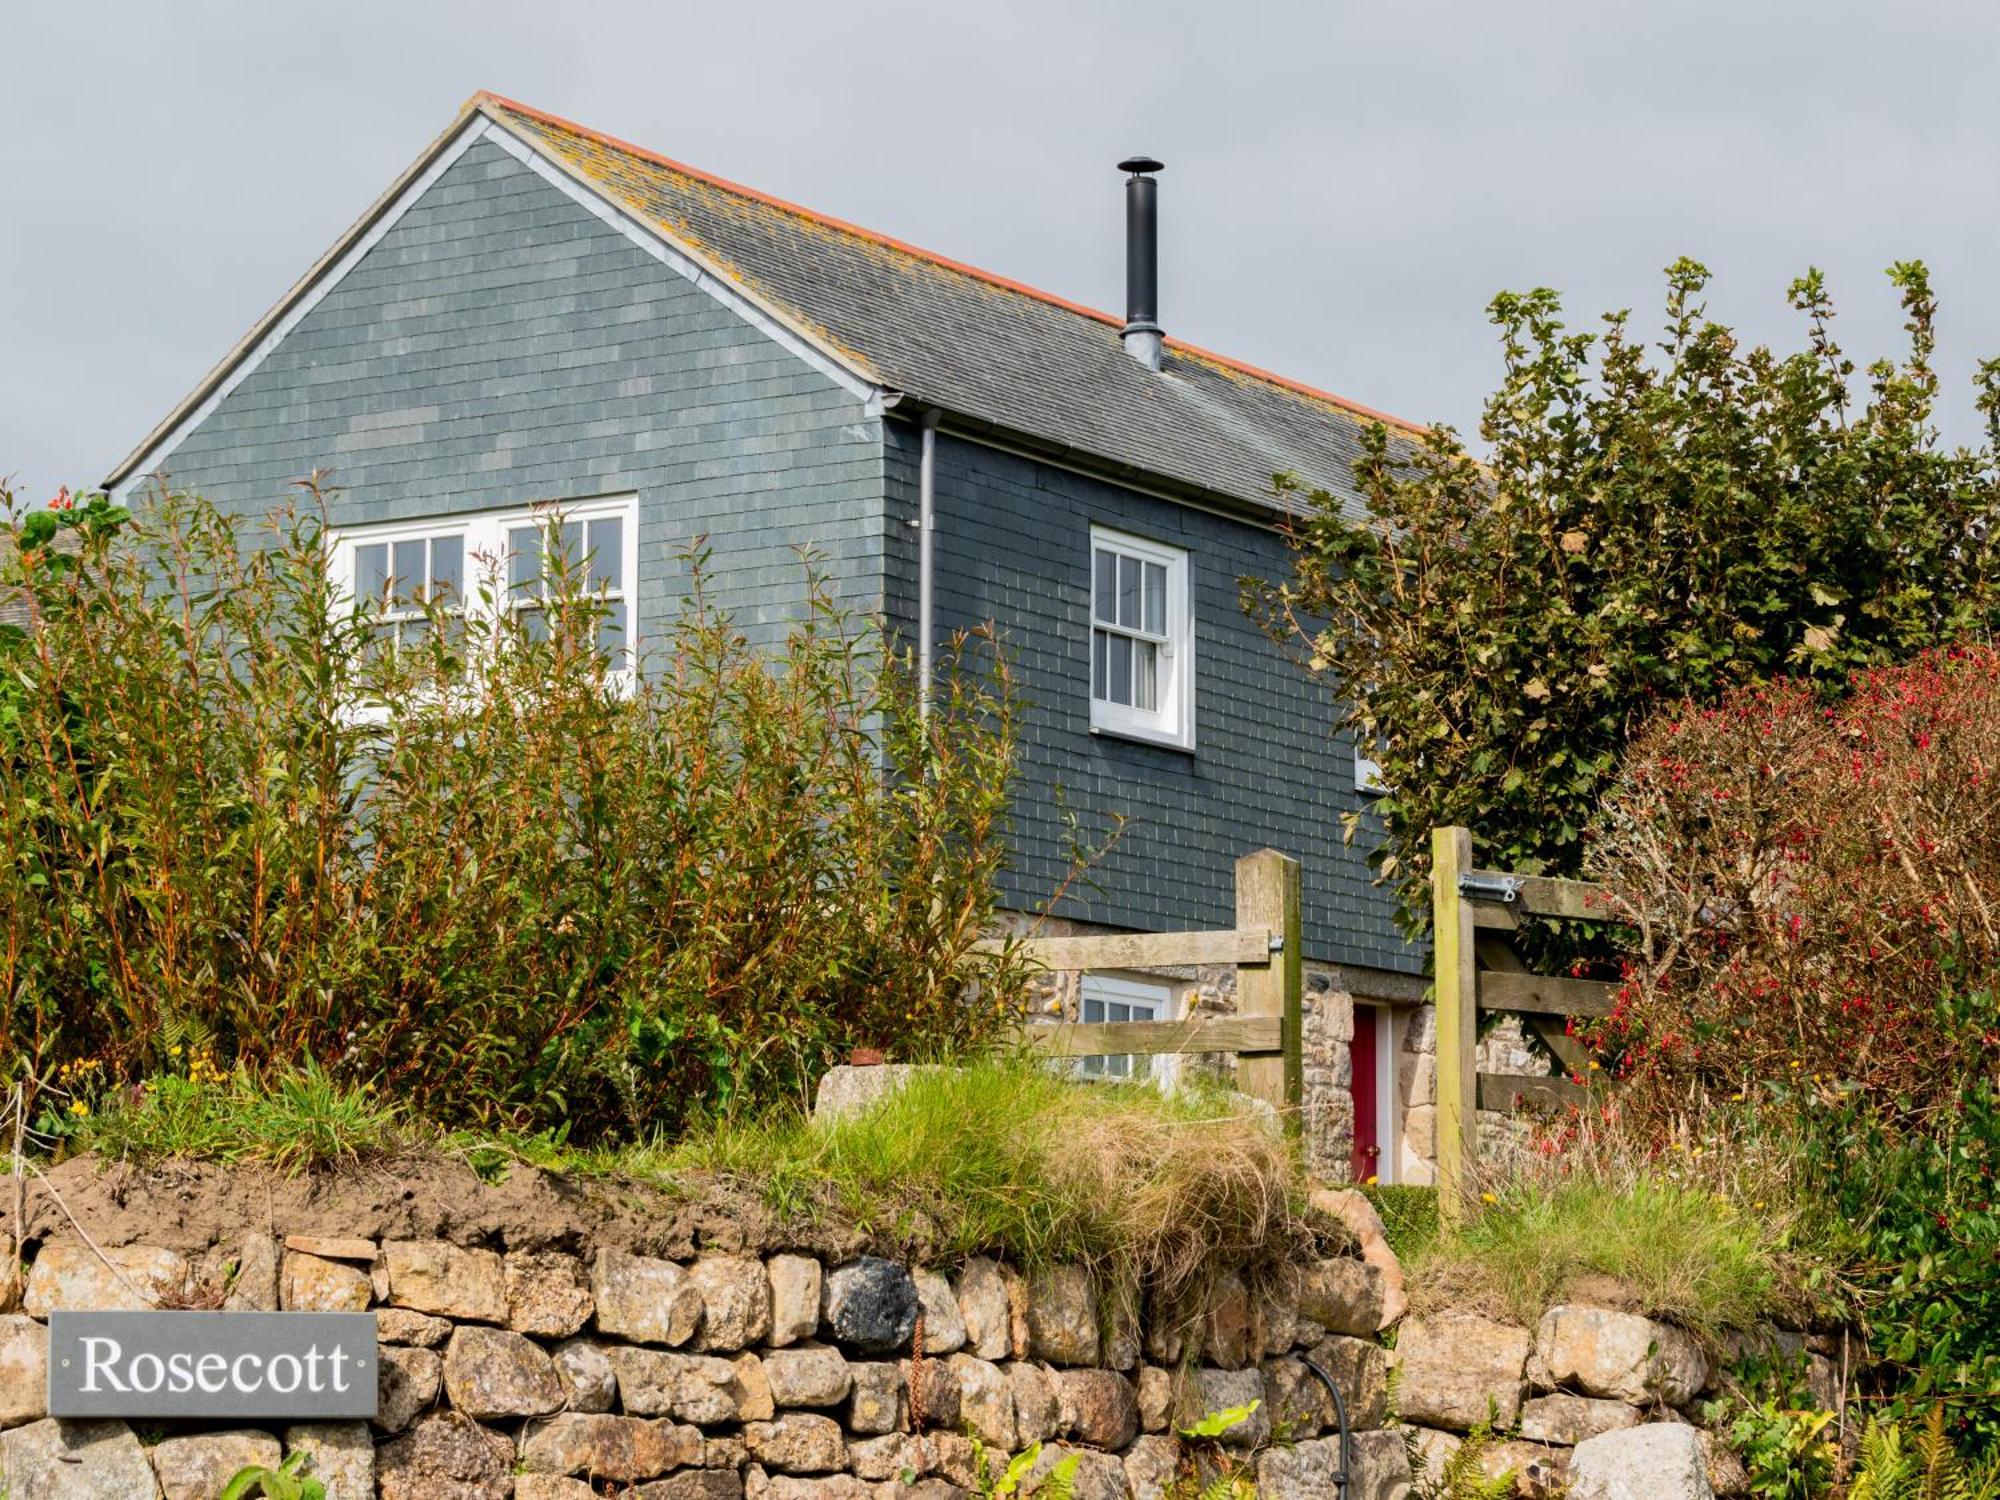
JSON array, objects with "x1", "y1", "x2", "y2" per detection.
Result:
[
  {"x1": 1589, "y1": 649, "x2": 2000, "y2": 1452},
  {"x1": 1, "y1": 484, "x2": 1025, "y2": 1140},
  {"x1": 1250, "y1": 259, "x2": 2000, "y2": 934}
]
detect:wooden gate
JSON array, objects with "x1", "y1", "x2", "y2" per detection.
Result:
[
  {"x1": 983, "y1": 849, "x2": 1305, "y2": 1124},
  {"x1": 1430, "y1": 825, "x2": 1620, "y2": 1220}
]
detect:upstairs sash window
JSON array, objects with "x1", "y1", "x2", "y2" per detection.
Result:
[{"x1": 1089, "y1": 525, "x2": 1193, "y2": 750}]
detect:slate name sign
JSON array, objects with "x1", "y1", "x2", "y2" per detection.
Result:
[{"x1": 48, "y1": 1311, "x2": 378, "y2": 1419}]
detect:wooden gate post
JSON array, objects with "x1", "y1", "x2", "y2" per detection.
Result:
[
  {"x1": 1432, "y1": 825, "x2": 1479, "y2": 1224},
  {"x1": 1235, "y1": 849, "x2": 1303, "y2": 1127}
]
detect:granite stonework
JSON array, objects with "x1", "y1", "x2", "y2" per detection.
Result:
[{"x1": 0, "y1": 1185, "x2": 1778, "y2": 1497}]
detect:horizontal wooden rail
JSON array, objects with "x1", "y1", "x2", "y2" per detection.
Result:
[
  {"x1": 1027, "y1": 1015, "x2": 1284, "y2": 1059},
  {"x1": 1465, "y1": 871, "x2": 1618, "y2": 928},
  {"x1": 975, "y1": 926, "x2": 1275, "y2": 971},
  {"x1": 1478, "y1": 1072, "x2": 1586, "y2": 1112},
  {"x1": 1476, "y1": 970, "x2": 1617, "y2": 1019}
]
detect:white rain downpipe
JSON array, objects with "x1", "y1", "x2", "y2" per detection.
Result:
[{"x1": 917, "y1": 410, "x2": 941, "y2": 720}]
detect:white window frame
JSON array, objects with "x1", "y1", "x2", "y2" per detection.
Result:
[
  {"x1": 1075, "y1": 972, "x2": 1182, "y2": 1085},
  {"x1": 1355, "y1": 746, "x2": 1387, "y2": 795},
  {"x1": 1088, "y1": 525, "x2": 1195, "y2": 751},
  {"x1": 327, "y1": 494, "x2": 639, "y2": 674}
]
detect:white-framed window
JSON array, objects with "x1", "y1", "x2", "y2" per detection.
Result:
[
  {"x1": 1088, "y1": 525, "x2": 1194, "y2": 750},
  {"x1": 1076, "y1": 973, "x2": 1180, "y2": 1083},
  {"x1": 329, "y1": 495, "x2": 638, "y2": 670},
  {"x1": 1355, "y1": 746, "x2": 1387, "y2": 795}
]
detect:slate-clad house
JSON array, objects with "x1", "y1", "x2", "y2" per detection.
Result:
[{"x1": 104, "y1": 93, "x2": 1433, "y2": 1181}]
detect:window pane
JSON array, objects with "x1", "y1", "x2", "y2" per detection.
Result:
[
  {"x1": 430, "y1": 535, "x2": 463, "y2": 604},
  {"x1": 1108, "y1": 634, "x2": 1133, "y2": 706},
  {"x1": 391, "y1": 540, "x2": 425, "y2": 610},
  {"x1": 354, "y1": 544, "x2": 388, "y2": 605},
  {"x1": 596, "y1": 600, "x2": 628, "y2": 663},
  {"x1": 1144, "y1": 562, "x2": 1166, "y2": 634},
  {"x1": 559, "y1": 519, "x2": 584, "y2": 573},
  {"x1": 1135, "y1": 640, "x2": 1158, "y2": 711},
  {"x1": 518, "y1": 605, "x2": 548, "y2": 643},
  {"x1": 1082, "y1": 997, "x2": 1105, "y2": 1023},
  {"x1": 1118, "y1": 554, "x2": 1140, "y2": 628},
  {"x1": 508, "y1": 527, "x2": 542, "y2": 599},
  {"x1": 587, "y1": 517, "x2": 623, "y2": 592},
  {"x1": 1092, "y1": 631, "x2": 1108, "y2": 700},
  {"x1": 1093, "y1": 549, "x2": 1115, "y2": 623}
]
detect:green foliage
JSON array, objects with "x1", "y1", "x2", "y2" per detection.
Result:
[
  {"x1": 1724, "y1": 1391, "x2": 1836, "y2": 1500},
  {"x1": 1249, "y1": 259, "x2": 2000, "y2": 932},
  {"x1": 63, "y1": 1058, "x2": 407, "y2": 1173},
  {"x1": 1801, "y1": 1077, "x2": 2000, "y2": 1455},
  {"x1": 663, "y1": 1059, "x2": 1303, "y2": 1299},
  {"x1": 969, "y1": 1439, "x2": 1076, "y2": 1499},
  {"x1": 1405, "y1": 1419, "x2": 1518, "y2": 1500},
  {"x1": 1362, "y1": 1183, "x2": 1440, "y2": 1263},
  {"x1": 0, "y1": 483, "x2": 1025, "y2": 1141},
  {"x1": 1178, "y1": 1399, "x2": 1261, "y2": 1441},
  {"x1": 1849, "y1": 1406, "x2": 2000, "y2": 1500},
  {"x1": 218, "y1": 1453, "x2": 325, "y2": 1500}
]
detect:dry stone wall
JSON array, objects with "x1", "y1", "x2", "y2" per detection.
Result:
[
  {"x1": 0, "y1": 1205, "x2": 1409, "y2": 1499},
  {"x1": 0, "y1": 1173, "x2": 1806, "y2": 1499}
]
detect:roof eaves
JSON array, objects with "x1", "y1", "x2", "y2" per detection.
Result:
[{"x1": 907, "y1": 403, "x2": 1306, "y2": 530}]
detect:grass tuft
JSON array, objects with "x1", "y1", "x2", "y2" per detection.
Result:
[
  {"x1": 72, "y1": 1060, "x2": 409, "y2": 1174},
  {"x1": 663, "y1": 1059, "x2": 1308, "y2": 1297},
  {"x1": 1408, "y1": 1113, "x2": 1804, "y2": 1340}
]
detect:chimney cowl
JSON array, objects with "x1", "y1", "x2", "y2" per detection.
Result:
[{"x1": 1118, "y1": 156, "x2": 1165, "y2": 370}]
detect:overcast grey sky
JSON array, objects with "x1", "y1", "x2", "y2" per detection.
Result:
[{"x1": 4, "y1": 1, "x2": 1998, "y2": 504}]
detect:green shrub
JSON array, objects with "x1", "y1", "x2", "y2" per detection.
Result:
[
  {"x1": 1362, "y1": 1183, "x2": 1440, "y2": 1263},
  {"x1": 1249, "y1": 259, "x2": 2000, "y2": 936},
  {"x1": 1, "y1": 484, "x2": 1025, "y2": 1141},
  {"x1": 1802, "y1": 1074, "x2": 2000, "y2": 1456}
]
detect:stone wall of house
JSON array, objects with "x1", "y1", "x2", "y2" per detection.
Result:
[{"x1": 1394, "y1": 1005, "x2": 1558, "y2": 1188}]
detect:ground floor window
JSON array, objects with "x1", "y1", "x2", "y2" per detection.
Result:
[{"x1": 1076, "y1": 973, "x2": 1178, "y2": 1082}]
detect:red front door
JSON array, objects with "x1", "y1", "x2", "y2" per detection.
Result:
[{"x1": 1350, "y1": 1005, "x2": 1381, "y2": 1182}]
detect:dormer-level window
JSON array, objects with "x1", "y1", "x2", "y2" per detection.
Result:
[{"x1": 1089, "y1": 525, "x2": 1194, "y2": 751}]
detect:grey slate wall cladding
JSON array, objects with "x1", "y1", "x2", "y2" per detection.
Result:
[
  {"x1": 150, "y1": 138, "x2": 885, "y2": 638},
  {"x1": 145, "y1": 134, "x2": 1413, "y2": 973},
  {"x1": 897, "y1": 425, "x2": 1415, "y2": 973}
]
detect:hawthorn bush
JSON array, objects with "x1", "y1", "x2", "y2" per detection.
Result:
[
  {"x1": 1588, "y1": 645, "x2": 2000, "y2": 1115},
  {"x1": 1586, "y1": 648, "x2": 2000, "y2": 1447},
  {"x1": 0, "y1": 484, "x2": 1026, "y2": 1140}
]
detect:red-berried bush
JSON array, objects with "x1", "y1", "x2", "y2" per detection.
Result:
[{"x1": 1587, "y1": 645, "x2": 2000, "y2": 1120}]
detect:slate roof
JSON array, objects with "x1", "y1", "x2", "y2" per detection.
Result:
[
  {"x1": 109, "y1": 93, "x2": 1425, "y2": 517},
  {"x1": 476, "y1": 94, "x2": 1420, "y2": 518}
]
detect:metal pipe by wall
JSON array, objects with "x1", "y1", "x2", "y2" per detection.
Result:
[{"x1": 917, "y1": 410, "x2": 940, "y2": 720}]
